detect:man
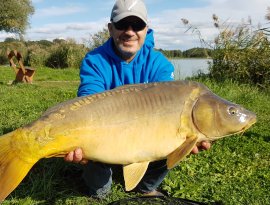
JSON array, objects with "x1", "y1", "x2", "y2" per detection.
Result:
[{"x1": 65, "y1": 0, "x2": 211, "y2": 198}]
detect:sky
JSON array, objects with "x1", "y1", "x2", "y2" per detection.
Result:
[{"x1": 0, "y1": 0, "x2": 269, "y2": 50}]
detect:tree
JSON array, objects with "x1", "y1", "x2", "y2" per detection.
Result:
[
  {"x1": 0, "y1": 0, "x2": 34, "y2": 34},
  {"x1": 87, "y1": 27, "x2": 110, "y2": 50}
]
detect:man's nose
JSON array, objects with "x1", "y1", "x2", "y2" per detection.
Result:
[{"x1": 125, "y1": 25, "x2": 135, "y2": 33}]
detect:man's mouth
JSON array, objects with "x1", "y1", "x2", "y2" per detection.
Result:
[
  {"x1": 122, "y1": 39, "x2": 137, "y2": 46},
  {"x1": 122, "y1": 38, "x2": 136, "y2": 42}
]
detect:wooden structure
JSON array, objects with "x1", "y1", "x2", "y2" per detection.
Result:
[{"x1": 7, "y1": 50, "x2": 35, "y2": 83}]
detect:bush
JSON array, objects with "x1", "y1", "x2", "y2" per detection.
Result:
[
  {"x1": 26, "y1": 44, "x2": 50, "y2": 68},
  {"x1": 45, "y1": 39, "x2": 88, "y2": 69},
  {"x1": 0, "y1": 41, "x2": 28, "y2": 65},
  {"x1": 0, "y1": 48, "x2": 9, "y2": 65},
  {"x1": 0, "y1": 38, "x2": 88, "y2": 69}
]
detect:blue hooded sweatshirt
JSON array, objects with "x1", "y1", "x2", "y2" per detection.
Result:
[{"x1": 78, "y1": 29, "x2": 174, "y2": 97}]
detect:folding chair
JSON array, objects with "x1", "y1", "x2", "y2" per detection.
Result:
[{"x1": 7, "y1": 50, "x2": 35, "y2": 83}]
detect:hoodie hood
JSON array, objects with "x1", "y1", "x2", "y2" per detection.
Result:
[
  {"x1": 144, "y1": 29, "x2": 155, "y2": 48},
  {"x1": 78, "y1": 28, "x2": 174, "y2": 96}
]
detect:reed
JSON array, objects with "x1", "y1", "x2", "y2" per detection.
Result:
[{"x1": 182, "y1": 11, "x2": 270, "y2": 88}]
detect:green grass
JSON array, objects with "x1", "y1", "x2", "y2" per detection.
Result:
[
  {"x1": 0, "y1": 66, "x2": 80, "y2": 83},
  {"x1": 0, "y1": 66, "x2": 269, "y2": 205},
  {"x1": 163, "y1": 78, "x2": 270, "y2": 205}
]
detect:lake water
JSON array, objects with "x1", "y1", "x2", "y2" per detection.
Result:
[{"x1": 170, "y1": 58, "x2": 212, "y2": 80}]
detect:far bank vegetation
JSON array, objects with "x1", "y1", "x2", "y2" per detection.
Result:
[{"x1": 0, "y1": 37, "x2": 209, "y2": 70}]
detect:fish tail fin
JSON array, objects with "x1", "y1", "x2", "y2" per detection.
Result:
[{"x1": 0, "y1": 131, "x2": 37, "y2": 201}]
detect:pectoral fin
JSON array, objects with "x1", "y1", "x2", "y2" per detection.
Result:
[
  {"x1": 167, "y1": 136, "x2": 198, "y2": 169},
  {"x1": 123, "y1": 161, "x2": 149, "y2": 191}
]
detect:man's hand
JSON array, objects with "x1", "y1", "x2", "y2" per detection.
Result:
[
  {"x1": 64, "y1": 148, "x2": 88, "y2": 165},
  {"x1": 191, "y1": 141, "x2": 211, "y2": 154}
]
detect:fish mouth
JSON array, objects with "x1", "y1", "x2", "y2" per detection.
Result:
[
  {"x1": 230, "y1": 116, "x2": 257, "y2": 137},
  {"x1": 241, "y1": 116, "x2": 257, "y2": 132},
  {"x1": 208, "y1": 116, "x2": 257, "y2": 141}
]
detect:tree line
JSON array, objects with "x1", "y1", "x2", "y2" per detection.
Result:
[
  {"x1": 0, "y1": 37, "x2": 212, "y2": 69},
  {"x1": 157, "y1": 48, "x2": 212, "y2": 58}
]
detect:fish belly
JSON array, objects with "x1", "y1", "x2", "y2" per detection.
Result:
[{"x1": 66, "y1": 113, "x2": 185, "y2": 165}]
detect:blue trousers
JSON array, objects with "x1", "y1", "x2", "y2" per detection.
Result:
[{"x1": 82, "y1": 159, "x2": 169, "y2": 198}]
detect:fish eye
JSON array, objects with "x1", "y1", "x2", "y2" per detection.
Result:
[{"x1": 228, "y1": 106, "x2": 238, "y2": 115}]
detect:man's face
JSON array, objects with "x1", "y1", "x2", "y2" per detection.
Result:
[{"x1": 108, "y1": 16, "x2": 148, "y2": 62}]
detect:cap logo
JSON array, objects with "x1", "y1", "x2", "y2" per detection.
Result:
[{"x1": 127, "y1": 0, "x2": 138, "y2": 11}]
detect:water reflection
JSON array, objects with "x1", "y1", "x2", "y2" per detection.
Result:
[{"x1": 170, "y1": 58, "x2": 211, "y2": 80}]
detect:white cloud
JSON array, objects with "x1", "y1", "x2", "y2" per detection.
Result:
[
  {"x1": 0, "y1": 32, "x2": 17, "y2": 41},
  {"x1": 25, "y1": 20, "x2": 108, "y2": 42},
  {"x1": 35, "y1": 6, "x2": 87, "y2": 18},
  {"x1": 149, "y1": 0, "x2": 269, "y2": 49}
]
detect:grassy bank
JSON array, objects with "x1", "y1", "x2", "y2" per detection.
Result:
[{"x1": 0, "y1": 66, "x2": 269, "y2": 205}]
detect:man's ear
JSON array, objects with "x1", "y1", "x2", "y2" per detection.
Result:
[{"x1": 108, "y1": 23, "x2": 113, "y2": 36}]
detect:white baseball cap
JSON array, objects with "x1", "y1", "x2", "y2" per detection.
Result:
[{"x1": 110, "y1": 0, "x2": 148, "y2": 24}]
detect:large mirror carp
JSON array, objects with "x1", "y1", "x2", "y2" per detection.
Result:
[{"x1": 0, "y1": 81, "x2": 257, "y2": 201}]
